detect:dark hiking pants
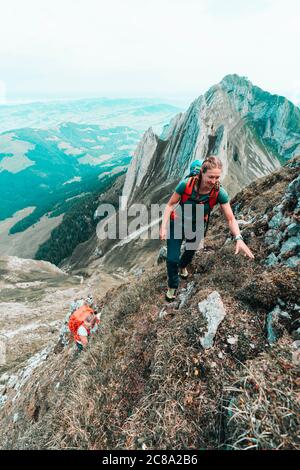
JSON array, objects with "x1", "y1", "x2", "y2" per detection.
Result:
[{"x1": 166, "y1": 219, "x2": 198, "y2": 289}]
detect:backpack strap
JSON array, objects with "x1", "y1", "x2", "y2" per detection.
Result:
[
  {"x1": 204, "y1": 182, "x2": 220, "y2": 235},
  {"x1": 208, "y1": 182, "x2": 220, "y2": 210},
  {"x1": 181, "y1": 177, "x2": 197, "y2": 204},
  {"x1": 170, "y1": 179, "x2": 220, "y2": 225},
  {"x1": 170, "y1": 177, "x2": 197, "y2": 220}
]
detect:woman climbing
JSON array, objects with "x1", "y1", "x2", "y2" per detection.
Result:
[{"x1": 159, "y1": 156, "x2": 254, "y2": 301}]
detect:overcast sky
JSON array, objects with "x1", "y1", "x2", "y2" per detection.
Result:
[{"x1": 0, "y1": 0, "x2": 299, "y2": 106}]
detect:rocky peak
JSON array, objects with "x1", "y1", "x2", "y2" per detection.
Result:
[
  {"x1": 121, "y1": 127, "x2": 158, "y2": 208},
  {"x1": 220, "y1": 73, "x2": 252, "y2": 91}
]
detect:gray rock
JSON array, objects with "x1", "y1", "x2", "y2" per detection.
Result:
[
  {"x1": 198, "y1": 291, "x2": 226, "y2": 349},
  {"x1": 284, "y1": 256, "x2": 300, "y2": 268},
  {"x1": 280, "y1": 237, "x2": 300, "y2": 256},
  {"x1": 269, "y1": 212, "x2": 284, "y2": 229},
  {"x1": 227, "y1": 335, "x2": 238, "y2": 345},
  {"x1": 92, "y1": 247, "x2": 103, "y2": 258},
  {"x1": 0, "y1": 395, "x2": 7, "y2": 407},
  {"x1": 292, "y1": 342, "x2": 300, "y2": 365},
  {"x1": 282, "y1": 216, "x2": 292, "y2": 226},
  {"x1": 287, "y1": 223, "x2": 300, "y2": 237},
  {"x1": 265, "y1": 253, "x2": 279, "y2": 267},
  {"x1": 178, "y1": 282, "x2": 195, "y2": 309},
  {"x1": 277, "y1": 298, "x2": 285, "y2": 307},
  {"x1": 292, "y1": 328, "x2": 300, "y2": 341},
  {"x1": 265, "y1": 229, "x2": 282, "y2": 247},
  {"x1": 131, "y1": 267, "x2": 145, "y2": 277},
  {"x1": 0, "y1": 339, "x2": 6, "y2": 367},
  {"x1": 278, "y1": 310, "x2": 291, "y2": 320},
  {"x1": 273, "y1": 203, "x2": 283, "y2": 213},
  {"x1": 158, "y1": 308, "x2": 167, "y2": 319},
  {"x1": 266, "y1": 306, "x2": 281, "y2": 344},
  {"x1": 0, "y1": 373, "x2": 10, "y2": 385},
  {"x1": 233, "y1": 203, "x2": 242, "y2": 215},
  {"x1": 287, "y1": 175, "x2": 300, "y2": 196},
  {"x1": 7, "y1": 375, "x2": 18, "y2": 389},
  {"x1": 236, "y1": 219, "x2": 253, "y2": 226},
  {"x1": 157, "y1": 246, "x2": 167, "y2": 264}
]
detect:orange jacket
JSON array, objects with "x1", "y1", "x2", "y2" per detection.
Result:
[{"x1": 68, "y1": 305, "x2": 95, "y2": 343}]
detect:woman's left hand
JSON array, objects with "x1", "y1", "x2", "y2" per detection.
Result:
[{"x1": 235, "y1": 240, "x2": 255, "y2": 259}]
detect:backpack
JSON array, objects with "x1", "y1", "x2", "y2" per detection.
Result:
[
  {"x1": 68, "y1": 305, "x2": 94, "y2": 343},
  {"x1": 170, "y1": 176, "x2": 220, "y2": 234},
  {"x1": 188, "y1": 159, "x2": 203, "y2": 177}
]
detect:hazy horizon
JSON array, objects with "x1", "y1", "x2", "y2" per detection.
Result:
[
  {"x1": 1, "y1": 0, "x2": 299, "y2": 107},
  {"x1": 0, "y1": 94, "x2": 191, "y2": 109}
]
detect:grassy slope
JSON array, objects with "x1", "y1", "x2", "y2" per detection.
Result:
[{"x1": 0, "y1": 160, "x2": 299, "y2": 450}]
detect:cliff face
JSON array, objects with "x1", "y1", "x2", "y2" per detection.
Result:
[
  {"x1": 121, "y1": 128, "x2": 158, "y2": 210},
  {"x1": 0, "y1": 158, "x2": 299, "y2": 450},
  {"x1": 123, "y1": 74, "x2": 300, "y2": 206}
]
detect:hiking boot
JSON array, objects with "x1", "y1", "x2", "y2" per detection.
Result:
[
  {"x1": 165, "y1": 288, "x2": 177, "y2": 302},
  {"x1": 179, "y1": 267, "x2": 188, "y2": 279}
]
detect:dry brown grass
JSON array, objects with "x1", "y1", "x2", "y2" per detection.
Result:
[
  {"x1": 222, "y1": 335, "x2": 300, "y2": 450},
  {"x1": 1, "y1": 260, "x2": 297, "y2": 450}
]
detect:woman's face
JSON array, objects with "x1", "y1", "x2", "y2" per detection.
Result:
[{"x1": 200, "y1": 168, "x2": 221, "y2": 191}]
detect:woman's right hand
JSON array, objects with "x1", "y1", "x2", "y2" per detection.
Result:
[{"x1": 160, "y1": 226, "x2": 167, "y2": 240}]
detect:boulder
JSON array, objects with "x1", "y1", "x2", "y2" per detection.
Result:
[{"x1": 198, "y1": 291, "x2": 226, "y2": 349}]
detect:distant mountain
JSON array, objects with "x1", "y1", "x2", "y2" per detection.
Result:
[
  {"x1": 0, "y1": 122, "x2": 138, "y2": 224},
  {"x1": 0, "y1": 98, "x2": 182, "y2": 134},
  {"x1": 0, "y1": 99, "x2": 182, "y2": 258}
]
